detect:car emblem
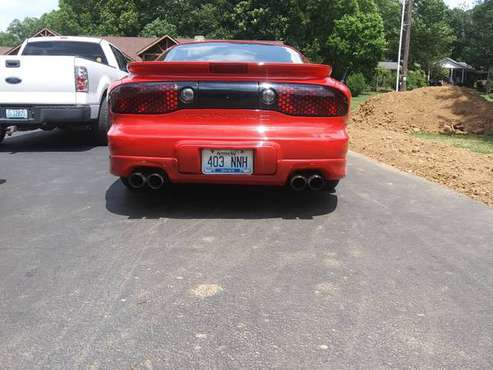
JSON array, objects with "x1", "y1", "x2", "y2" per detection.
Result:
[{"x1": 5, "y1": 77, "x2": 22, "y2": 84}]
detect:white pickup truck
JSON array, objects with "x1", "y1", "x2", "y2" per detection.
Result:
[{"x1": 0, "y1": 36, "x2": 130, "y2": 144}]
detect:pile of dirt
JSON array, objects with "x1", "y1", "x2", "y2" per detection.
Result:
[
  {"x1": 349, "y1": 86, "x2": 493, "y2": 207},
  {"x1": 351, "y1": 86, "x2": 493, "y2": 135}
]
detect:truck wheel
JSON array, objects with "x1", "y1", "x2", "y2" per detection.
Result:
[
  {"x1": 92, "y1": 96, "x2": 110, "y2": 145},
  {"x1": 0, "y1": 129, "x2": 5, "y2": 144}
]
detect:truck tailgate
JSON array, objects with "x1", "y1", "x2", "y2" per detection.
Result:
[{"x1": 0, "y1": 56, "x2": 77, "y2": 105}]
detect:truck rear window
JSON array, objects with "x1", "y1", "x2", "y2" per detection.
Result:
[{"x1": 22, "y1": 41, "x2": 108, "y2": 64}]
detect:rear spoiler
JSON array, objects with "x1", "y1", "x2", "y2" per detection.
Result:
[{"x1": 128, "y1": 61, "x2": 332, "y2": 80}]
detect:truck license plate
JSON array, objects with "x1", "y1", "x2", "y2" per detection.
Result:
[
  {"x1": 202, "y1": 149, "x2": 253, "y2": 175},
  {"x1": 6, "y1": 109, "x2": 28, "y2": 119}
]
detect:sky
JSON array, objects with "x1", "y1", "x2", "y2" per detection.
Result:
[
  {"x1": 0, "y1": 0, "x2": 58, "y2": 32},
  {"x1": 0, "y1": 0, "x2": 476, "y2": 33}
]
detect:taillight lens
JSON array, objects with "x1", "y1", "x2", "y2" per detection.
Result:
[
  {"x1": 110, "y1": 81, "x2": 348, "y2": 117},
  {"x1": 274, "y1": 84, "x2": 348, "y2": 117},
  {"x1": 110, "y1": 83, "x2": 178, "y2": 114},
  {"x1": 74, "y1": 66, "x2": 88, "y2": 92}
]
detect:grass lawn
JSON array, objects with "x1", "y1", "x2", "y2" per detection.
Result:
[
  {"x1": 351, "y1": 91, "x2": 380, "y2": 111},
  {"x1": 415, "y1": 132, "x2": 493, "y2": 154}
]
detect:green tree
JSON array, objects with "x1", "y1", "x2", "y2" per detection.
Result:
[
  {"x1": 179, "y1": 1, "x2": 235, "y2": 38},
  {"x1": 96, "y1": 0, "x2": 141, "y2": 35},
  {"x1": 446, "y1": 7, "x2": 470, "y2": 62},
  {"x1": 374, "y1": 0, "x2": 401, "y2": 60},
  {"x1": 0, "y1": 32, "x2": 17, "y2": 47},
  {"x1": 328, "y1": 12, "x2": 386, "y2": 78},
  {"x1": 0, "y1": 0, "x2": 387, "y2": 79},
  {"x1": 140, "y1": 18, "x2": 177, "y2": 37},
  {"x1": 6, "y1": 17, "x2": 43, "y2": 42},
  {"x1": 463, "y1": 0, "x2": 493, "y2": 70},
  {"x1": 411, "y1": 0, "x2": 455, "y2": 73}
]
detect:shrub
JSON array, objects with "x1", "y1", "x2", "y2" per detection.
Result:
[
  {"x1": 372, "y1": 68, "x2": 395, "y2": 91},
  {"x1": 347, "y1": 73, "x2": 367, "y2": 97},
  {"x1": 430, "y1": 66, "x2": 449, "y2": 81},
  {"x1": 407, "y1": 68, "x2": 427, "y2": 90}
]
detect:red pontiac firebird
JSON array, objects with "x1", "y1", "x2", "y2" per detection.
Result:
[{"x1": 108, "y1": 41, "x2": 350, "y2": 192}]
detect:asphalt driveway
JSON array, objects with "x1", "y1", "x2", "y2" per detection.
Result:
[{"x1": 1, "y1": 130, "x2": 493, "y2": 369}]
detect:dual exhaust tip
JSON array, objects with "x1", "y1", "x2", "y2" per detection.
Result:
[
  {"x1": 289, "y1": 173, "x2": 326, "y2": 191},
  {"x1": 128, "y1": 171, "x2": 166, "y2": 190},
  {"x1": 128, "y1": 170, "x2": 324, "y2": 191}
]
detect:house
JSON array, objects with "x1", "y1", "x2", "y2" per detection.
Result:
[
  {"x1": 0, "y1": 47, "x2": 11, "y2": 55},
  {"x1": 377, "y1": 61, "x2": 398, "y2": 71},
  {"x1": 435, "y1": 57, "x2": 475, "y2": 85},
  {"x1": 0, "y1": 27, "x2": 283, "y2": 61}
]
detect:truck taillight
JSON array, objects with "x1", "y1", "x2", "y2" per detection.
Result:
[
  {"x1": 75, "y1": 66, "x2": 88, "y2": 92},
  {"x1": 270, "y1": 84, "x2": 348, "y2": 117},
  {"x1": 110, "y1": 83, "x2": 178, "y2": 114}
]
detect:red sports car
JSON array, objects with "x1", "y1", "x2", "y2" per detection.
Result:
[{"x1": 108, "y1": 41, "x2": 350, "y2": 192}]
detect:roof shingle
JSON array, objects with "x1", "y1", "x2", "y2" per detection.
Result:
[{"x1": 0, "y1": 46, "x2": 12, "y2": 55}]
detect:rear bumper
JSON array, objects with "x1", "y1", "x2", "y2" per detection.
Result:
[
  {"x1": 110, "y1": 155, "x2": 346, "y2": 186},
  {"x1": 108, "y1": 110, "x2": 349, "y2": 186},
  {"x1": 0, "y1": 105, "x2": 92, "y2": 127}
]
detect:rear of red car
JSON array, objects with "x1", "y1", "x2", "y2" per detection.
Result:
[{"x1": 108, "y1": 42, "x2": 350, "y2": 192}]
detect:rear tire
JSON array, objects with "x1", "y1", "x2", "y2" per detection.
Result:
[
  {"x1": 92, "y1": 96, "x2": 110, "y2": 145},
  {"x1": 0, "y1": 129, "x2": 5, "y2": 144}
]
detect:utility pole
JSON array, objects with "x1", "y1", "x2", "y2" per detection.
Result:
[
  {"x1": 400, "y1": 0, "x2": 414, "y2": 91},
  {"x1": 395, "y1": 0, "x2": 406, "y2": 91}
]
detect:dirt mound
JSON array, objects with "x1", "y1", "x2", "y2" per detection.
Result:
[
  {"x1": 351, "y1": 86, "x2": 493, "y2": 135},
  {"x1": 349, "y1": 86, "x2": 493, "y2": 207}
]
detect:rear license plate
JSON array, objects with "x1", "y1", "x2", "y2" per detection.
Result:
[
  {"x1": 202, "y1": 149, "x2": 253, "y2": 175},
  {"x1": 5, "y1": 108, "x2": 28, "y2": 119}
]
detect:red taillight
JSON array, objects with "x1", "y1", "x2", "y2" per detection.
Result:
[
  {"x1": 75, "y1": 66, "x2": 88, "y2": 92},
  {"x1": 110, "y1": 83, "x2": 178, "y2": 114},
  {"x1": 275, "y1": 84, "x2": 348, "y2": 117},
  {"x1": 110, "y1": 81, "x2": 348, "y2": 116}
]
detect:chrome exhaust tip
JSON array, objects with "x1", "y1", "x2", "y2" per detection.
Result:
[
  {"x1": 307, "y1": 174, "x2": 326, "y2": 191},
  {"x1": 147, "y1": 173, "x2": 165, "y2": 190},
  {"x1": 128, "y1": 172, "x2": 147, "y2": 189},
  {"x1": 289, "y1": 175, "x2": 308, "y2": 191}
]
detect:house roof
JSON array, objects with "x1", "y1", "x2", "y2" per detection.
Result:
[
  {"x1": 436, "y1": 57, "x2": 474, "y2": 70},
  {"x1": 100, "y1": 36, "x2": 155, "y2": 60},
  {"x1": 32, "y1": 28, "x2": 60, "y2": 38},
  {"x1": 377, "y1": 61, "x2": 398, "y2": 70}
]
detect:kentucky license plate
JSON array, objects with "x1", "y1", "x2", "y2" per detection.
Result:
[
  {"x1": 202, "y1": 149, "x2": 253, "y2": 175},
  {"x1": 6, "y1": 108, "x2": 28, "y2": 119}
]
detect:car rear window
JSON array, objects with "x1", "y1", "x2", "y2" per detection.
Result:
[
  {"x1": 162, "y1": 42, "x2": 303, "y2": 63},
  {"x1": 22, "y1": 41, "x2": 108, "y2": 64}
]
